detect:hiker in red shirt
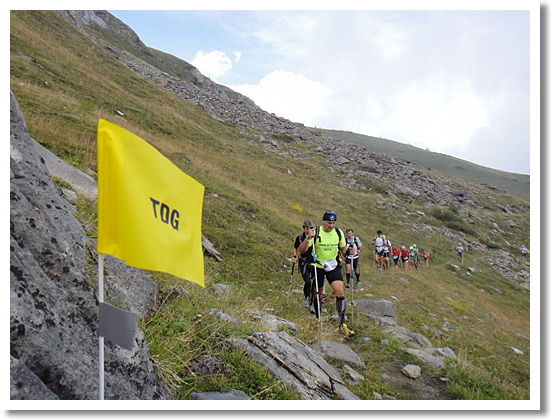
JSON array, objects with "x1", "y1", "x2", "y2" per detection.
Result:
[
  {"x1": 400, "y1": 246, "x2": 410, "y2": 271},
  {"x1": 391, "y1": 245, "x2": 401, "y2": 268}
]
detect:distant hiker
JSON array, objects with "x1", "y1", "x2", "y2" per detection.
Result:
[
  {"x1": 410, "y1": 244, "x2": 419, "y2": 270},
  {"x1": 299, "y1": 210, "x2": 354, "y2": 337},
  {"x1": 422, "y1": 249, "x2": 430, "y2": 266},
  {"x1": 400, "y1": 246, "x2": 410, "y2": 271},
  {"x1": 344, "y1": 229, "x2": 362, "y2": 288},
  {"x1": 383, "y1": 235, "x2": 391, "y2": 269},
  {"x1": 373, "y1": 230, "x2": 385, "y2": 271},
  {"x1": 292, "y1": 219, "x2": 315, "y2": 309},
  {"x1": 456, "y1": 244, "x2": 464, "y2": 265},
  {"x1": 519, "y1": 244, "x2": 528, "y2": 258},
  {"x1": 391, "y1": 244, "x2": 401, "y2": 267}
]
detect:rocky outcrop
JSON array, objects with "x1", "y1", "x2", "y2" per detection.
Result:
[
  {"x1": 10, "y1": 91, "x2": 170, "y2": 400},
  {"x1": 356, "y1": 299, "x2": 457, "y2": 372},
  {"x1": 485, "y1": 249, "x2": 530, "y2": 289},
  {"x1": 223, "y1": 331, "x2": 359, "y2": 400}
]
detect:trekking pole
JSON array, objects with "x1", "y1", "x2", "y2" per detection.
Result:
[
  {"x1": 286, "y1": 261, "x2": 295, "y2": 304},
  {"x1": 311, "y1": 237, "x2": 321, "y2": 323},
  {"x1": 350, "y1": 257, "x2": 354, "y2": 326}
]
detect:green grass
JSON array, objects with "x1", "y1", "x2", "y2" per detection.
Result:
[{"x1": 11, "y1": 10, "x2": 531, "y2": 401}]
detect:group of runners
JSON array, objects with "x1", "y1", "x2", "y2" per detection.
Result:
[
  {"x1": 372, "y1": 230, "x2": 430, "y2": 272},
  {"x1": 289, "y1": 211, "x2": 431, "y2": 337}
]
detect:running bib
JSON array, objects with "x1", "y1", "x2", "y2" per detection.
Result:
[{"x1": 320, "y1": 259, "x2": 338, "y2": 272}]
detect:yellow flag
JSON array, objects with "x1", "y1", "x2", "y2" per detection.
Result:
[{"x1": 97, "y1": 119, "x2": 205, "y2": 287}]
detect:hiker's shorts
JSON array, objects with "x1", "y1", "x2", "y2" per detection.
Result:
[
  {"x1": 310, "y1": 264, "x2": 343, "y2": 288},
  {"x1": 345, "y1": 257, "x2": 359, "y2": 269}
]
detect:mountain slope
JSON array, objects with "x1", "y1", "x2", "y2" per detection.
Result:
[
  {"x1": 10, "y1": 10, "x2": 531, "y2": 401},
  {"x1": 318, "y1": 128, "x2": 530, "y2": 202}
]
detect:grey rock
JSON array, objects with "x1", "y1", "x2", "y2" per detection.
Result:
[
  {"x1": 247, "y1": 309, "x2": 297, "y2": 332},
  {"x1": 10, "y1": 356, "x2": 59, "y2": 400},
  {"x1": 405, "y1": 349, "x2": 444, "y2": 369},
  {"x1": 260, "y1": 313, "x2": 298, "y2": 332},
  {"x1": 310, "y1": 340, "x2": 366, "y2": 370},
  {"x1": 190, "y1": 390, "x2": 251, "y2": 400},
  {"x1": 401, "y1": 364, "x2": 422, "y2": 379},
  {"x1": 439, "y1": 347, "x2": 457, "y2": 359},
  {"x1": 355, "y1": 299, "x2": 397, "y2": 318},
  {"x1": 60, "y1": 188, "x2": 78, "y2": 205},
  {"x1": 355, "y1": 299, "x2": 397, "y2": 326},
  {"x1": 505, "y1": 219, "x2": 517, "y2": 227},
  {"x1": 208, "y1": 308, "x2": 240, "y2": 328},
  {"x1": 342, "y1": 364, "x2": 365, "y2": 384},
  {"x1": 33, "y1": 140, "x2": 98, "y2": 201},
  {"x1": 201, "y1": 234, "x2": 222, "y2": 262},
  {"x1": 212, "y1": 283, "x2": 232, "y2": 296}
]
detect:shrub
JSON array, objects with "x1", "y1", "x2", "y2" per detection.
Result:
[{"x1": 432, "y1": 207, "x2": 460, "y2": 223}]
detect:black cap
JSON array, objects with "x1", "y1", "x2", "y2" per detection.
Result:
[{"x1": 323, "y1": 210, "x2": 337, "y2": 221}]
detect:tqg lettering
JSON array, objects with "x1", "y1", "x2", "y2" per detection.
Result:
[{"x1": 150, "y1": 198, "x2": 179, "y2": 231}]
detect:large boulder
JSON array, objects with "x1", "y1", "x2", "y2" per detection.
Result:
[{"x1": 10, "y1": 91, "x2": 170, "y2": 400}]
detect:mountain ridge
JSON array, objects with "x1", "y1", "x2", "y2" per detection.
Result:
[{"x1": 318, "y1": 128, "x2": 529, "y2": 201}]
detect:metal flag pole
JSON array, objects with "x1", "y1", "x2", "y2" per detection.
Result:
[{"x1": 98, "y1": 254, "x2": 105, "y2": 401}]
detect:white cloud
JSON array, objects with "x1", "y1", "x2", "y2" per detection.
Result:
[
  {"x1": 184, "y1": 10, "x2": 528, "y2": 173},
  {"x1": 191, "y1": 50, "x2": 232, "y2": 80},
  {"x1": 379, "y1": 77, "x2": 489, "y2": 151},
  {"x1": 228, "y1": 70, "x2": 332, "y2": 125}
]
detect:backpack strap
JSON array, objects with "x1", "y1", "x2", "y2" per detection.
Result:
[{"x1": 313, "y1": 226, "x2": 343, "y2": 244}]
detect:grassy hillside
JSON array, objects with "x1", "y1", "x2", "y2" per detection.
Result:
[
  {"x1": 10, "y1": 10, "x2": 531, "y2": 401},
  {"x1": 318, "y1": 128, "x2": 530, "y2": 202}
]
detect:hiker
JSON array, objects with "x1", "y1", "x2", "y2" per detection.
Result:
[
  {"x1": 410, "y1": 244, "x2": 419, "y2": 270},
  {"x1": 400, "y1": 246, "x2": 410, "y2": 271},
  {"x1": 391, "y1": 244, "x2": 401, "y2": 267},
  {"x1": 421, "y1": 249, "x2": 430, "y2": 266},
  {"x1": 383, "y1": 235, "x2": 391, "y2": 269},
  {"x1": 299, "y1": 210, "x2": 354, "y2": 336},
  {"x1": 519, "y1": 244, "x2": 528, "y2": 258},
  {"x1": 344, "y1": 229, "x2": 362, "y2": 289},
  {"x1": 292, "y1": 219, "x2": 315, "y2": 309},
  {"x1": 373, "y1": 230, "x2": 385, "y2": 271},
  {"x1": 456, "y1": 244, "x2": 464, "y2": 264}
]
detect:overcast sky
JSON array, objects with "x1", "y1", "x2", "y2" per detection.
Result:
[{"x1": 110, "y1": 5, "x2": 535, "y2": 175}]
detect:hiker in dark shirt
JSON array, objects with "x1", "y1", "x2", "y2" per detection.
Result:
[{"x1": 292, "y1": 219, "x2": 315, "y2": 309}]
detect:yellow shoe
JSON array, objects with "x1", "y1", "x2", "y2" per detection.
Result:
[{"x1": 340, "y1": 323, "x2": 355, "y2": 337}]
